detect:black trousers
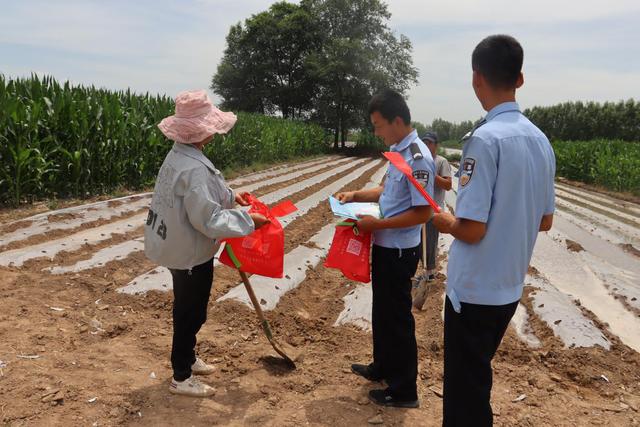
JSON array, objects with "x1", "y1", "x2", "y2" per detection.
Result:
[
  {"x1": 169, "y1": 257, "x2": 214, "y2": 381},
  {"x1": 371, "y1": 244, "x2": 420, "y2": 400},
  {"x1": 443, "y1": 296, "x2": 518, "y2": 427}
]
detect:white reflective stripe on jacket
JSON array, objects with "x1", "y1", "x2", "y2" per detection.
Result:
[{"x1": 144, "y1": 142, "x2": 254, "y2": 270}]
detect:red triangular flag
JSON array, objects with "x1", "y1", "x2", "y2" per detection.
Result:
[{"x1": 383, "y1": 152, "x2": 441, "y2": 213}]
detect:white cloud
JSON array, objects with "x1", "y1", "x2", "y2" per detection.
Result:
[
  {"x1": 0, "y1": 0, "x2": 258, "y2": 99},
  {"x1": 387, "y1": 0, "x2": 640, "y2": 26},
  {"x1": 1, "y1": 0, "x2": 639, "y2": 124},
  {"x1": 392, "y1": 2, "x2": 640, "y2": 122},
  {"x1": 0, "y1": 1, "x2": 146, "y2": 56},
  {"x1": 521, "y1": 67, "x2": 640, "y2": 107}
]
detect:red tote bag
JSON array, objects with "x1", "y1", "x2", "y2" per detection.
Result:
[
  {"x1": 324, "y1": 220, "x2": 372, "y2": 283},
  {"x1": 219, "y1": 194, "x2": 297, "y2": 278}
]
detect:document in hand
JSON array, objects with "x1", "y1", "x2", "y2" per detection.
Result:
[
  {"x1": 220, "y1": 194, "x2": 296, "y2": 278},
  {"x1": 328, "y1": 196, "x2": 381, "y2": 220}
]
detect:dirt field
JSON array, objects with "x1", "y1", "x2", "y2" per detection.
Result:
[{"x1": 1, "y1": 155, "x2": 639, "y2": 426}]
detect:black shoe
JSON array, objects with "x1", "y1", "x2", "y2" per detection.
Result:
[
  {"x1": 350, "y1": 363, "x2": 382, "y2": 382},
  {"x1": 368, "y1": 388, "x2": 419, "y2": 408}
]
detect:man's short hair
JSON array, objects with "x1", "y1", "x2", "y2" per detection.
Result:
[
  {"x1": 472, "y1": 35, "x2": 523, "y2": 90},
  {"x1": 368, "y1": 89, "x2": 411, "y2": 125}
]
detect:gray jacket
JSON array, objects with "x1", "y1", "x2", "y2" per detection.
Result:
[{"x1": 144, "y1": 143, "x2": 254, "y2": 270}]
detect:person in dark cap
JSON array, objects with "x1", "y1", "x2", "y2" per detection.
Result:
[{"x1": 412, "y1": 131, "x2": 452, "y2": 310}]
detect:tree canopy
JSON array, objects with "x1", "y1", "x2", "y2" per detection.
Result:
[{"x1": 211, "y1": 0, "x2": 418, "y2": 147}]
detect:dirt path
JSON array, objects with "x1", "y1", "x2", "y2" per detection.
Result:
[{"x1": 1, "y1": 155, "x2": 639, "y2": 426}]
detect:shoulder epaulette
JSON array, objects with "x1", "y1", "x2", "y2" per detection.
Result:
[
  {"x1": 460, "y1": 119, "x2": 487, "y2": 143},
  {"x1": 409, "y1": 142, "x2": 423, "y2": 160}
]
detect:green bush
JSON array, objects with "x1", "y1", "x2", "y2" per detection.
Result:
[
  {"x1": 352, "y1": 128, "x2": 384, "y2": 154},
  {"x1": 0, "y1": 74, "x2": 329, "y2": 205}
]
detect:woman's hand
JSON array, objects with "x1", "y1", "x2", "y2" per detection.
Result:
[
  {"x1": 249, "y1": 213, "x2": 270, "y2": 229},
  {"x1": 235, "y1": 192, "x2": 251, "y2": 206}
]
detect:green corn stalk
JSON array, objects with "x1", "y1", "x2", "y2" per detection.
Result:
[
  {"x1": 0, "y1": 74, "x2": 330, "y2": 206},
  {"x1": 552, "y1": 139, "x2": 640, "y2": 195}
]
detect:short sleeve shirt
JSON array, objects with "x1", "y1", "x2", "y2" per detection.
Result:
[
  {"x1": 434, "y1": 155, "x2": 452, "y2": 208},
  {"x1": 446, "y1": 102, "x2": 556, "y2": 312},
  {"x1": 374, "y1": 130, "x2": 436, "y2": 249}
]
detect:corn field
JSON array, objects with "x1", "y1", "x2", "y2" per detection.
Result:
[
  {"x1": 0, "y1": 75, "x2": 329, "y2": 206},
  {"x1": 206, "y1": 112, "x2": 328, "y2": 171},
  {"x1": 552, "y1": 140, "x2": 640, "y2": 195}
]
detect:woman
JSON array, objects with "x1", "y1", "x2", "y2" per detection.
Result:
[{"x1": 144, "y1": 90, "x2": 268, "y2": 397}]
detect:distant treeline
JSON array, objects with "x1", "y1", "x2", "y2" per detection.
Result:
[
  {"x1": 418, "y1": 99, "x2": 639, "y2": 143},
  {"x1": 524, "y1": 99, "x2": 639, "y2": 142}
]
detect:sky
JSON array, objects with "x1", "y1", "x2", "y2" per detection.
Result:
[{"x1": 1, "y1": 0, "x2": 639, "y2": 124}]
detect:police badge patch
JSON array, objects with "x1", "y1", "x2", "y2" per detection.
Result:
[
  {"x1": 412, "y1": 170, "x2": 430, "y2": 188},
  {"x1": 459, "y1": 158, "x2": 476, "y2": 187}
]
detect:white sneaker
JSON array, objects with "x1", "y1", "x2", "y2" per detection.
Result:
[
  {"x1": 191, "y1": 357, "x2": 215, "y2": 375},
  {"x1": 169, "y1": 375, "x2": 216, "y2": 397}
]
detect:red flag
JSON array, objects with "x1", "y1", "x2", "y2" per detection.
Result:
[{"x1": 383, "y1": 152, "x2": 441, "y2": 213}]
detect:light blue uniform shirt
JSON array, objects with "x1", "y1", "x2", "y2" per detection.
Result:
[
  {"x1": 447, "y1": 102, "x2": 556, "y2": 312},
  {"x1": 374, "y1": 130, "x2": 436, "y2": 249}
]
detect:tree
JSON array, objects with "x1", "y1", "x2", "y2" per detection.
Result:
[
  {"x1": 211, "y1": 2, "x2": 321, "y2": 119},
  {"x1": 412, "y1": 121, "x2": 428, "y2": 137},
  {"x1": 305, "y1": 0, "x2": 418, "y2": 148},
  {"x1": 212, "y1": 24, "x2": 270, "y2": 114},
  {"x1": 430, "y1": 118, "x2": 452, "y2": 141},
  {"x1": 212, "y1": 0, "x2": 418, "y2": 149},
  {"x1": 524, "y1": 99, "x2": 639, "y2": 141}
]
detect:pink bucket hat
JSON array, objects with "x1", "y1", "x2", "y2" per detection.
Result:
[{"x1": 158, "y1": 90, "x2": 237, "y2": 144}]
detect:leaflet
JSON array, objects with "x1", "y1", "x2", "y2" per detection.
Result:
[{"x1": 328, "y1": 196, "x2": 381, "y2": 220}]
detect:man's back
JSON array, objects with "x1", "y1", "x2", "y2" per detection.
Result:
[{"x1": 447, "y1": 102, "x2": 556, "y2": 308}]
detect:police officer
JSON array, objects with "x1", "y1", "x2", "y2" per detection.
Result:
[
  {"x1": 145, "y1": 90, "x2": 268, "y2": 397},
  {"x1": 432, "y1": 35, "x2": 556, "y2": 426},
  {"x1": 336, "y1": 89, "x2": 435, "y2": 408}
]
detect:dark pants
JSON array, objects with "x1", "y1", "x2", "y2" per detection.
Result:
[
  {"x1": 169, "y1": 257, "x2": 214, "y2": 381},
  {"x1": 371, "y1": 244, "x2": 420, "y2": 400},
  {"x1": 443, "y1": 296, "x2": 518, "y2": 427}
]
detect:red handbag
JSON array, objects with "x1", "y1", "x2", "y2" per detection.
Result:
[
  {"x1": 220, "y1": 194, "x2": 296, "y2": 278},
  {"x1": 324, "y1": 220, "x2": 371, "y2": 283}
]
